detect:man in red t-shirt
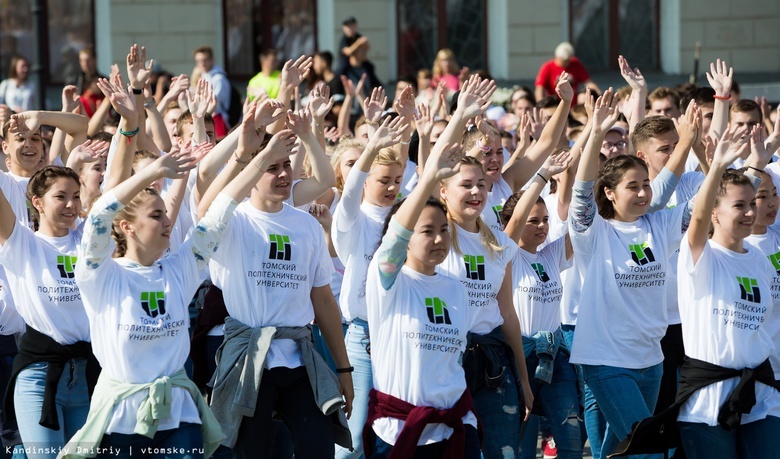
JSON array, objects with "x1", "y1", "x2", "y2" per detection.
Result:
[{"x1": 535, "y1": 42, "x2": 599, "y2": 101}]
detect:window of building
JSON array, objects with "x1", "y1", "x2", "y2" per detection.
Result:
[
  {"x1": 0, "y1": 0, "x2": 95, "y2": 85},
  {"x1": 397, "y1": 0, "x2": 487, "y2": 79},
  {"x1": 569, "y1": 0, "x2": 659, "y2": 71},
  {"x1": 223, "y1": 0, "x2": 317, "y2": 80}
]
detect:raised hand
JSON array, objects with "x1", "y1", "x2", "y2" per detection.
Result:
[
  {"x1": 234, "y1": 104, "x2": 264, "y2": 158},
  {"x1": 428, "y1": 142, "x2": 465, "y2": 182},
  {"x1": 261, "y1": 129, "x2": 298, "y2": 165},
  {"x1": 168, "y1": 74, "x2": 190, "y2": 97},
  {"x1": 254, "y1": 98, "x2": 285, "y2": 128},
  {"x1": 749, "y1": 125, "x2": 773, "y2": 167},
  {"x1": 591, "y1": 87, "x2": 620, "y2": 133},
  {"x1": 706, "y1": 59, "x2": 733, "y2": 97},
  {"x1": 430, "y1": 79, "x2": 450, "y2": 119},
  {"x1": 184, "y1": 141, "x2": 214, "y2": 164},
  {"x1": 324, "y1": 126, "x2": 341, "y2": 144},
  {"x1": 156, "y1": 148, "x2": 198, "y2": 179},
  {"x1": 527, "y1": 107, "x2": 545, "y2": 140},
  {"x1": 367, "y1": 116, "x2": 408, "y2": 151},
  {"x1": 286, "y1": 108, "x2": 315, "y2": 140},
  {"x1": 7, "y1": 112, "x2": 41, "y2": 136},
  {"x1": 341, "y1": 74, "x2": 366, "y2": 100},
  {"x1": 618, "y1": 55, "x2": 646, "y2": 91},
  {"x1": 281, "y1": 55, "x2": 313, "y2": 89},
  {"x1": 69, "y1": 139, "x2": 109, "y2": 164},
  {"x1": 584, "y1": 88, "x2": 595, "y2": 121},
  {"x1": 765, "y1": 107, "x2": 780, "y2": 153},
  {"x1": 362, "y1": 87, "x2": 388, "y2": 125},
  {"x1": 673, "y1": 100, "x2": 702, "y2": 146},
  {"x1": 515, "y1": 112, "x2": 532, "y2": 143},
  {"x1": 456, "y1": 74, "x2": 496, "y2": 119},
  {"x1": 96, "y1": 77, "x2": 136, "y2": 119},
  {"x1": 126, "y1": 44, "x2": 153, "y2": 90},
  {"x1": 555, "y1": 71, "x2": 574, "y2": 103},
  {"x1": 62, "y1": 85, "x2": 80, "y2": 112},
  {"x1": 542, "y1": 149, "x2": 573, "y2": 176},
  {"x1": 308, "y1": 203, "x2": 333, "y2": 230},
  {"x1": 476, "y1": 116, "x2": 498, "y2": 147},
  {"x1": 394, "y1": 85, "x2": 415, "y2": 120},
  {"x1": 188, "y1": 78, "x2": 213, "y2": 119},
  {"x1": 308, "y1": 83, "x2": 334, "y2": 123},
  {"x1": 414, "y1": 103, "x2": 434, "y2": 138},
  {"x1": 711, "y1": 125, "x2": 749, "y2": 168}
]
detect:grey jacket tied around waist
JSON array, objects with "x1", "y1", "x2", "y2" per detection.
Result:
[
  {"x1": 210, "y1": 317, "x2": 349, "y2": 448},
  {"x1": 522, "y1": 329, "x2": 566, "y2": 385}
]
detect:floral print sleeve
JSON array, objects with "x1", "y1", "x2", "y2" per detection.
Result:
[
  {"x1": 79, "y1": 190, "x2": 122, "y2": 273},
  {"x1": 376, "y1": 217, "x2": 412, "y2": 290},
  {"x1": 569, "y1": 180, "x2": 597, "y2": 234},
  {"x1": 188, "y1": 193, "x2": 238, "y2": 271}
]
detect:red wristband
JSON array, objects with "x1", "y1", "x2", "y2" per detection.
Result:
[{"x1": 713, "y1": 94, "x2": 731, "y2": 101}]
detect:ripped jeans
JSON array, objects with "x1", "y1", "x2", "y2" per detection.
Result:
[
  {"x1": 463, "y1": 329, "x2": 521, "y2": 459},
  {"x1": 522, "y1": 351, "x2": 583, "y2": 459}
]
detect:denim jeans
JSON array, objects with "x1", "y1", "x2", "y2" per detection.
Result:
[
  {"x1": 582, "y1": 363, "x2": 663, "y2": 459},
  {"x1": 14, "y1": 359, "x2": 90, "y2": 459},
  {"x1": 463, "y1": 337, "x2": 521, "y2": 459},
  {"x1": 335, "y1": 319, "x2": 372, "y2": 459},
  {"x1": 679, "y1": 415, "x2": 780, "y2": 459},
  {"x1": 233, "y1": 366, "x2": 333, "y2": 459},
  {"x1": 98, "y1": 422, "x2": 203, "y2": 459},
  {"x1": 521, "y1": 352, "x2": 582, "y2": 459},
  {"x1": 371, "y1": 425, "x2": 481, "y2": 459},
  {"x1": 561, "y1": 325, "x2": 603, "y2": 455}
]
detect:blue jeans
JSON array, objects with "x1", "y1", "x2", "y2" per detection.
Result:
[
  {"x1": 561, "y1": 325, "x2": 603, "y2": 455},
  {"x1": 335, "y1": 319, "x2": 372, "y2": 459},
  {"x1": 372, "y1": 425, "x2": 481, "y2": 459},
  {"x1": 463, "y1": 336, "x2": 521, "y2": 459},
  {"x1": 582, "y1": 363, "x2": 663, "y2": 459},
  {"x1": 521, "y1": 352, "x2": 582, "y2": 459},
  {"x1": 14, "y1": 359, "x2": 90, "y2": 459},
  {"x1": 98, "y1": 422, "x2": 203, "y2": 459},
  {"x1": 679, "y1": 416, "x2": 780, "y2": 459}
]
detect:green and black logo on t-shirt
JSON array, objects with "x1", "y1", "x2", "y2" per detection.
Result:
[
  {"x1": 769, "y1": 252, "x2": 780, "y2": 276},
  {"x1": 268, "y1": 234, "x2": 292, "y2": 261},
  {"x1": 491, "y1": 205, "x2": 503, "y2": 227},
  {"x1": 140, "y1": 291, "x2": 166, "y2": 318},
  {"x1": 737, "y1": 277, "x2": 761, "y2": 303},
  {"x1": 56, "y1": 255, "x2": 78, "y2": 279},
  {"x1": 532, "y1": 263, "x2": 550, "y2": 282},
  {"x1": 425, "y1": 297, "x2": 451, "y2": 324},
  {"x1": 629, "y1": 242, "x2": 655, "y2": 265},
  {"x1": 464, "y1": 255, "x2": 486, "y2": 280}
]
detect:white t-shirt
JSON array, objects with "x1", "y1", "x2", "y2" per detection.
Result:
[
  {"x1": 366, "y1": 222, "x2": 476, "y2": 445},
  {"x1": 0, "y1": 171, "x2": 32, "y2": 228},
  {"x1": 332, "y1": 170, "x2": 391, "y2": 322},
  {"x1": 746, "y1": 227, "x2": 780, "y2": 379},
  {"x1": 437, "y1": 224, "x2": 517, "y2": 334},
  {"x1": 481, "y1": 177, "x2": 513, "y2": 233},
  {"x1": 0, "y1": 224, "x2": 89, "y2": 344},
  {"x1": 0, "y1": 269, "x2": 24, "y2": 335},
  {"x1": 513, "y1": 237, "x2": 572, "y2": 336},
  {"x1": 209, "y1": 201, "x2": 332, "y2": 369},
  {"x1": 76, "y1": 192, "x2": 237, "y2": 434},
  {"x1": 568, "y1": 180, "x2": 688, "y2": 368},
  {"x1": 677, "y1": 239, "x2": 780, "y2": 425}
]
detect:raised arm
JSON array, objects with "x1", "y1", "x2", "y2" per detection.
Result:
[
  {"x1": 577, "y1": 88, "x2": 620, "y2": 183},
  {"x1": 97, "y1": 76, "x2": 139, "y2": 192},
  {"x1": 187, "y1": 78, "x2": 213, "y2": 145},
  {"x1": 337, "y1": 74, "x2": 365, "y2": 137},
  {"x1": 618, "y1": 55, "x2": 647, "y2": 133},
  {"x1": 413, "y1": 103, "x2": 434, "y2": 176},
  {"x1": 270, "y1": 56, "x2": 312, "y2": 134},
  {"x1": 504, "y1": 151, "x2": 572, "y2": 243},
  {"x1": 706, "y1": 59, "x2": 733, "y2": 141},
  {"x1": 287, "y1": 108, "x2": 336, "y2": 206},
  {"x1": 665, "y1": 100, "x2": 702, "y2": 178},
  {"x1": 687, "y1": 127, "x2": 748, "y2": 263},
  {"x1": 144, "y1": 84, "x2": 173, "y2": 153},
  {"x1": 503, "y1": 74, "x2": 573, "y2": 191},
  {"x1": 361, "y1": 87, "x2": 388, "y2": 139},
  {"x1": 393, "y1": 85, "x2": 416, "y2": 164}
]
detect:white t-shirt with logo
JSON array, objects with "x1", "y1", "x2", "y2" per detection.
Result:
[
  {"x1": 746, "y1": 227, "x2": 780, "y2": 379},
  {"x1": 0, "y1": 224, "x2": 88, "y2": 344},
  {"x1": 209, "y1": 201, "x2": 332, "y2": 369},
  {"x1": 513, "y1": 237, "x2": 572, "y2": 336},
  {"x1": 437, "y1": 224, "x2": 517, "y2": 334},
  {"x1": 568, "y1": 180, "x2": 689, "y2": 368},
  {"x1": 77, "y1": 192, "x2": 237, "y2": 434},
  {"x1": 333, "y1": 170, "x2": 391, "y2": 322},
  {"x1": 677, "y1": 239, "x2": 780, "y2": 425},
  {"x1": 366, "y1": 218, "x2": 477, "y2": 445},
  {"x1": 482, "y1": 177, "x2": 513, "y2": 233}
]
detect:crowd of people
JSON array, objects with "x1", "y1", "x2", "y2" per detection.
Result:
[{"x1": 0, "y1": 22, "x2": 779, "y2": 459}]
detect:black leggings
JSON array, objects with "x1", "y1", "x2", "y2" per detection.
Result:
[{"x1": 233, "y1": 366, "x2": 334, "y2": 459}]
